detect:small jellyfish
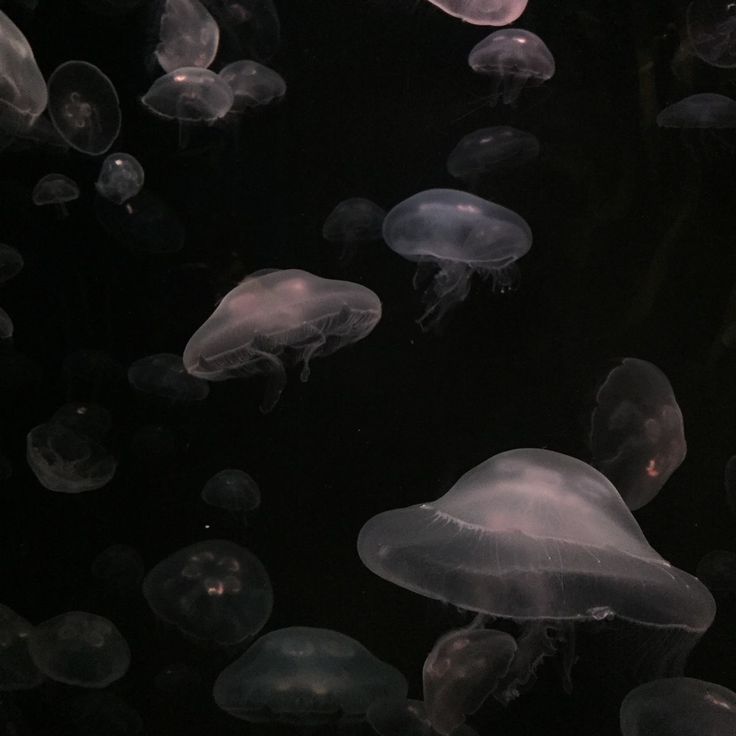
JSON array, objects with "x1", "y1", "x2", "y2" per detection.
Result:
[
  {"x1": 367, "y1": 698, "x2": 479, "y2": 736},
  {"x1": 128, "y1": 353, "x2": 209, "y2": 401},
  {"x1": 155, "y1": 0, "x2": 220, "y2": 73},
  {"x1": 589, "y1": 358, "x2": 686, "y2": 510},
  {"x1": 687, "y1": 0, "x2": 736, "y2": 68},
  {"x1": 657, "y1": 92, "x2": 736, "y2": 129},
  {"x1": 0, "y1": 244, "x2": 23, "y2": 284},
  {"x1": 28, "y1": 611, "x2": 130, "y2": 688},
  {"x1": 0, "y1": 308, "x2": 13, "y2": 340},
  {"x1": 695, "y1": 550, "x2": 736, "y2": 593},
  {"x1": 47, "y1": 61, "x2": 121, "y2": 155},
  {"x1": 322, "y1": 198, "x2": 386, "y2": 244},
  {"x1": 382, "y1": 189, "x2": 531, "y2": 330},
  {"x1": 32, "y1": 173, "x2": 79, "y2": 217},
  {"x1": 201, "y1": 468, "x2": 260, "y2": 515},
  {"x1": 95, "y1": 153, "x2": 145, "y2": 205},
  {"x1": 422, "y1": 0, "x2": 528, "y2": 25},
  {"x1": 183, "y1": 269, "x2": 382, "y2": 412},
  {"x1": 218, "y1": 60, "x2": 286, "y2": 111},
  {"x1": 201, "y1": 0, "x2": 281, "y2": 61},
  {"x1": 468, "y1": 29, "x2": 555, "y2": 106},
  {"x1": 0, "y1": 604, "x2": 44, "y2": 691},
  {"x1": 213, "y1": 627, "x2": 407, "y2": 724}
]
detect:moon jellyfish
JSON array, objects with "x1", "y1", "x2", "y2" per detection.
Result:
[
  {"x1": 422, "y1": 0, "x2": 527, "y2": 25},
  {"x1": 128, "y1": 353, "x2": 209, "y2": 401},
  {"x1": 47, "y1": 61, "x2": 121, "y2": 155},
  {"x1": 695, "y1": 550, "x2": 736, "y2": 593},
  {"x1": 0, "y1": 244, "x2": 23, "y2": 284},
  {"x1": 382, "y1": 189, "x2": 531, "y2": 330},
  {"x1": 0, "y1": 604, "x2": 44, "y2": 691},
  {"x1": 201, "y1": 468, "x2": 260, "y2": 513},
  {"x1": 32, "y1": 173, "x2": 79, "y2": 216},
  {"x1": 213, "y1": 627, "x2": 407, "y2": 724},
  {"x1": 468, "y1": 29, "x2": 555, "y2": 106},
  {"x1": 142, "y1": 539, "x2": 272, "y2": 645},
  {"x1": 155, "y1": 0, "x2": 220, "y2": 73},
  {"x1": 202, "y1": 0, "x2": 281, "y2": 61},
  {"x1": 323, "y1": 198, "x2": 386, "y2": 244},
  {"x1": 367, "y1": 698, "x2": 479, "y2": 736},
  {"x1": 589, "y1": 358, "x2": 686, "y2": 510},
  {"x1": 28, "y1": 611, "x2": 130, "y2": 688},
  {"x1": 0, "y1": 10, "x2": 47, "y2": 135},
  {"x1": 687, "y1": 0, "x2": 736, "y2": 68},
  {"x1": 0, "y1": 308, "x2": 12, "y2": 340},
  {"x1": 358, "y1": 449, "x2": 716, "y2": 703},
  {"x1": 657, "y1": 93, "x2": 736, "y2": 129},
  {"x1": 183, "y1": 269, "x2": 382, "y2": 412},
  {"x1": 95, "y1": 153, "x2": 145, "y2": 205},
  {"x1": 218, "y1": 60, "x2": 286, "y2": 111},
  {"x1": 620, "y1": 677, "x2": 736, "y2": 736}
]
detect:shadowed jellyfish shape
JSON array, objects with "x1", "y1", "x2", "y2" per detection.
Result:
[
  {"x1": 142, "y1": 539, "x2": 272, "y2": 645},
  {"x1": 695, "y1": 550, "x2": 736, "y2": 593},
  {"x1": 183, "y1": 269, "x2": 382, "y2": 412},
  {"x1": 0, "y1": 244, "x2": 23, "y2": 284},
  {"x1": 382, "y1": 189, "x2": 531, "y2": 330},
  {"x1": 323, "y1": 198, "x2": 386, "y2": 244},
  {"x1": 95, "y1": 153, "x2": 144, "y2": 205},
  {"x1": 620, "y1": 677, "x2": 736, "y2": 735},
  {"x1": 201, "y1": 468, "x2": 260, "y2": 513},
  {"x1": 155, "y1": 0, "x2": 220, "y2": 73},
  {"x1": 657, "y1": 93, "x2": 736, "y2": 128},
  {"x1": 357, "y1": 449, "x2": 716, "y2": 702},
  {"x1": 201, "y1": 0, "x2": 280, "y2": 61},
  {"x1": 0, "y1": 604, "x2": 44, "y2": 691},
  {"x1": 687, "y1": 0, "x2": 736, "y2": 68},
  {"x1": 0, "y1": 308, "x2": 13, "y2": 340},
  {"x1": 0, "y1": 10, "x2": 47, "y2": 135},
  {"x1": 28, "y1": 611, "x2": 130, "y2": 688},
  {"x1": 128, "y1": 353, "x2": 209, "y2": 401},
  {"x1": 32, "y1": 173, "x2": 79, "y2": 216},
  {"x1": 213, "y1": 627, "x2": 408, "y2": 724},
  {"x1": 468, "y1": 29, "x2": 555, "y2": 106},
  {"x1": 47, "y1": 61, "x2": 121, "y2": 155},
  {"x1": 589, "y1": 358, "x2": 686, "y2": 510},
  {"x1": 367, "y1": 698, "x2": 479, "y2": 736},
  {"x1": 423, "y1": 0, "x2": 527, "y2": 25},
  {"x1": 218, "y1": 60, "x2": 286, "y2": 111}
]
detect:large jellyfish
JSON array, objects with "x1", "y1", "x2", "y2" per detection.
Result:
[
  {"x1": 382, "y1": 189, "x2": 531, "y2": 330},
  {"x1": 182, "y1": 269, "x2": 382, "y2": 412},
  {"x1": 657, "y1": 93, "x2": 736, "y2": 129},
  {"x1": 589, "y1": 358, "x2": 686, "y2": 510},
  {"x1": 357, "y1": 449, "x2": 716, "y2": 705},
  {"x1": 155, "y1": 0, "x2": 220, "y2": 73},
  {"x1": 687, "y1": 0, "x2": 736, "y2": 68},
  {"x1": 212, "y1": 627, "x2": 407, "y2": 724},
  {"x1": 422, "y1": 0, "x2": 527, "y2": 26}
]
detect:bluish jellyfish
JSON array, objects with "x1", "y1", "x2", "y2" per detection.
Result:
[
  {"x1": 218, "y1": 60, "x2": 286, "y2": 111},
  {"x1": 95, "y1": 153, "x2": 145, "y2": 205},
  {"x1": 0, "y1": 604, "x2": 44, "y2": 691},
  {"x1": 28, "y1": 611, "x2": 130, "y2": 688},
  {"x1": 620, "y1": 677, "x2": 736, "y2": 736},
  {"x1": 657, "y1": 92, "x2": 736, "y2": 129},
  {"x1": 589, "y1": 358, "x2": 686, "y2": 511},
  {"x1": 358, "y1": 449, "x2": 716, "y2": 703},
  {"x1": 322, "y1": 197, "x2": 386, "y2": 246},
  {"x1": 47, "y1": 61, "x2": 121, "y2": 155},
  {"x1": 695, "y1": 550, "x2": 736, "y2": 593},
  {"x1": 128, "y1": 353, "x2": 209, "y2": 401},
  {"x1": 382, "y1": 189, "x2": 531, "y2": 330},
  {"x1": 202, "y1": 0, "x2": 281, "y2": 61},
  {"x1": 0, "y1": 244, "x2": 24, "y2": 284},
  {"x1": 423, "y1": 0, "x2": 527, "y2": 25},
  {"x1": 32, "y1": 173, "x2": 79, "y2": 217},
  {"x1": 687, "y1": 0, "x2": 736, "y2": 68},
  {"x1": 142, "y1": 539, "x2": 272, "y2": 645},
  {"x1": 468, "y1": 29, "x2": 555, "y2": 106},
  {"x1": 367, "y1": 698, "x2": 479, "y2": 736},
  {"x1": 201, "y1": 468, "x2": 260, "y2": 515},
  {"x1": 183, "y1": 269, "x2": 382, "y2": 412},
  {"x1": 155, "y1": 0, "x2": 220, "y2": 73},
  {"x1": 91, "y1": 544, "x2": 145, "y2": 597},
  {"x1": 213, "y1": 627, "x2": 408, "y2": 725},
  {"x1": 0, "y1": 308, "x2": 13, "y2": 340}
]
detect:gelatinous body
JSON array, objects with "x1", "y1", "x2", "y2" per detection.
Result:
[
  {"x1": 156, "y1": 0, "x2": 219, "y2": 72},
  {"x1": 202, "y1": 469, "x2": 260, "y2": 512},
  {"x1": 0, "y1": 244, "x2": 23, "y2": 284},
  {"x1": 687, "y1": 0, "x2": 736, "y2": 68},
  {"x1": 423, "y1": 0, "x2": 528, "y2": 26},
  {"x1": 322, "y1": 198, "x2": 386, "y2": 243},
  {"x1": 657, "y1": 93, "x2": 736, "y2": 128},
  {"x1": 218, "y1": 60, "x2": 286, "y2": 111},
  {"x1": 95, "y1": 153, "x2": 145, "y2": 205},
  {"x1": 447, "y1": 126, "x2": 539, "y2": 180},
  {"x1": 128, "y1": 353, "x2": 209, "y2": 401},
  {"x1": 367, "y1": 698, "x2": 479, "y2": 736},
  {"x1": 32, "y1": 174, "x2": 80, "y2": 207},
  {"x1": 202, "y1": 0, "x2": 280, "y2": 61}
]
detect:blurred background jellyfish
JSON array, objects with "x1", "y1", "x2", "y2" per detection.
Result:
[
  {"x1": 182, "y1": 269, "x2": 382, "y2": 412},
  {"x1": 32, "y1": 173, "x2": 79, "y2": 217},
  {"x1": 201, "y1": 0, "x2": 281, "y2": 61},
  {"x1": 358, "y1": 449, "x2": 716, "y2": 705},
  {"x1": 218, "y1": 60, "x2": 286, "y2": 112},
  {"x1": 620, "y1": 677, "x2": 736, "y2": 735},
  {"x1": 47, "y1": 61, "x2": 121, "y2": 155},
  {"x1": 201, "y1": 468, "x2": 260, "y2": 520},
  {"x1": 382, "y1": 189, "x2": 531, "y2": 330},
  {"x1": 0, "y1": 604, "x2": 44, "y2": 691},
  {"x1": 28, "y1": 611, "x2": 130, "y2": 688},
  {"x1": 322, "y1": 198, "x2": 386, "y2": 262},
  {"x1": 128, "y1": 353, "x2": 209, "y2": 402},
  {"x1": 589, "y1": 358, "x2": 686, "y2": 511},
  {"x1": 686, "y1": 0, "x2": 736, "y2": 68},
  {"x1": 212, "y1": 627, "x2": 408, "y2": 724},
  {"x1": 657, "y1": 93, "x2": 736, "y2": 154},
  {"x1": 95, "y1": 153, "x2": 145, "y2": 205},
  {"x1": 422, "y1": 0, "x2": 528, "y2": 26},
  {"x1": 0, "y1": 307, "x2": 13, "y2": 340},
  {"x1": 142, "y1": 539, "x2": 272, "y2": 645},
  {"x1": 154, "y1": 0, "x2": 220, "y2": 73},
  {"x1": 0, "y1": 243, "x2": 23, "y2": 284},
  {"x1": 468, "y1": 29, "x2": 555, "y2": 106},
  {"x1": 695, "y1": 549, "x2": 736, "y2": 594},
  {"x1": 367, "y1": 697, "x2": 480, "y2": 736}
]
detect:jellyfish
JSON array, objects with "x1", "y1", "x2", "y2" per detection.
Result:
[
  {"x1": 201, "y1": 468, "x2": 261, "y2": 516},
  {"x1": 468, "y1": 29, "x2": 555, "y2": 106},
  {"x1": 0, "y1": 244, "x2": 23, "y2": 284},
  {"x1": 32, "y1": 173, "x2": 79, "y2": 217},
  {"x1": 47, "y1": 61, "x2": 121, "y2": 155},
  {"x1": 322, "y1": 198, "x2": 386, "y2": 251},
  {"x1": 128, "y1": 353, "x2": 209, "y2": 401},
  {"x1": 155, "y1": 0, "x2": 220, "y2": 73},
  {"x1": 620, "y1": 677, "x2": 736, "y2": 736},
  {"x1": 367, "y1": 698, "x2": 479, "y2": 736},
  {"x1": 95, "y1": 153, "x2": 145, "y2": 205},
  {"x1": 201, "y1": 0, "x2": 281, "y2": 61},
  {"x1": 382, "y1": 189, "x2": 531, "y2": 330},
  {"x1": 695, "y1": 550, "x2": 736, "y2": 593},
  {"x1": 357, "y1": 449, "x2": 716, "y2": 704},
  {"x1": 142, "y1": 539, "x2": 272, "y2": 645},
  {"x1": 0, "y1": 308, "x2": 13, "y2": 340},
  {"x1": 218, "y1": 60, "x2": 286, "y2": 111},
  {"x1": 589, "y1": 358, "x2": 686, "y2": 510},
  {"x1": 212, "y1": 627, "x2": 407, "y2": 724},
  {"x1": 28, "y1": 611, "x2": 130, "y2": 688},
  {"x1": 0, "y1": 604, "x2": 44, "y2": 691},
  {"x1": 182, "y1": 269, "x2": 382, "y2": 412},
  {"x1": 422, "y1": 0, "x2": 527, "y2": 25},
  {"x1": 687, "y1": 0, "x2": 736, "y2": 69},
  {"x1": 657, "y1": 92, "x2": 736, "y2": 129}
]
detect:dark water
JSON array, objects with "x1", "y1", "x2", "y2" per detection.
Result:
[{"x1": 0, "y1": 0, "x2": 735, "y2": 734}]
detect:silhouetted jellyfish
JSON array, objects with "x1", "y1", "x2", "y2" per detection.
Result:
[
  {"x1": 423, "y1": 0, "x2": 527, "y2": 25},
  {"x1": 128, "y1": 353, "x2": 209, "y2": 401},
  {"x1": 213, "y1": 627, "x2": 408, "y2": 724},
  {"x1": 142, "y1": 539, "x2": 272, "y2": 645},
  {"x1": 0, "y1": 244, "x2": 23, "y2": 284},
  {"x1": 620, "y1": 677, "x2": 736, "y2": 735},
  {"x1": 0, "y1": 604, "x2": 44, "y2": 691},
  {"x1": 202, "y1": 468, "x2": 260, "y2": 515},
  {"x1": 687, "y1": 0, "x2": 736, "y2": 68},
  {"x1": 367, "y1": 698, "x2": 479, "y2": 736},
  {"x1": 95, "y1": 153, "x2": 145, "y2": 205},
  {"x1": 155, "y1": 0, "x2": 220, "y2": 73},
  {"x1": 202, "y1": 0, "x2": 281, "y2": 61},
  {"x1": 28, "y1": 611, "x2": 130, "y2": 688},
  {"x1": 218, "y1": 60, "x2": 286, "y2": 111},
  {"x1": 0, "y1": 308, "x2": 12, "y2": 340},
  {"x1": 323, "y1": 198, "x2": 386, "y2": 245},
  {"x1": 92, "y1": 544, "x2": 145, "y2": 597},
  {"x1": 358, "y1": 449, "x2": 716, "y2": 703},
  {"x1": 0, "y1": 10, "x2": 47, "y2": 135},
  {"x1": 47, "y1": 61, "x2": 121, "y2": 155},
  {"x1": 32, "y1": 173, "x2": 79, "y2": 217},
  {"x1": 382, "y1": 189, "x2": 531, "y2": 330},
  {"x1": 183, "y1": 269, "x2": 382, "y2": 412},
  {"x1": 468, "y1": 29, "x2": 555, "y2": 106},
  {"x1": 589, "y1": 358, "x2": 686, "y2": 511},
  {"x1": 695, "y1": 550, "x2": 736, "y2": 593},
  {"x1": 657, "y1": 93, "x2": 736, "y2": 129}
]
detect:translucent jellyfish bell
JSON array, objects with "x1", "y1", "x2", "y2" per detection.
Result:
[
  {"x1": 155, "y1": 0, "x2": 220, "y2": 73},
  {"x1": 322, "y1": 198, "x2": 386, "y2": 244},
  {"x1": 95, "y1": 153, "x2": 144, "y2": 205},
  {"x1": 212, "y1": 627, "x2": 408, "y2": 725},
  {"x1": 367, "y1": 698, "x2": 480, "y2": 736},
  {"x1": 468, "y1": 29, "x2": 555, "y2": 106},
  {"x1": 423, "y1": 0, "x2": 528, "y2": 25},
  {"x1": 218, "y1": 60, "x2": 286, "y2": 112},
  {"x1": 0, "y1": 244, "x2": 24, "y2": 284},
  {"x1": 657, "y1": 92, "x2": 736, "y2": 128},
  {"x1": 32, "y1": 173, "x2": 79, "y2": 217},
  {"x1": 47, "y1": 61, "x2": 121, "y2": 155},
  {"x1": 0, "y1": 308, "x2": 13, "y2": 340},
  {"x1": 382, "y1": 189, "x2": 531, "y2": 330},
  {"x1": 687, "y1": 0, "x2": 736, "y2": 68},
  {"x1": 201, "y1": 468, "x2": 260, "y2": 513}
]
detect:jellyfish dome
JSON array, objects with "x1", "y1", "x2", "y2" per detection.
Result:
[
  {"x1": 32, "y1": 174, "x2": 80, "y2": 207},
  {"x1": 322, "y1": 198, "x2": 386, "y2": 243},
  {"x1": 95, "y1": 153, "x2": 144, "y2": 205},
  {"x1": 382, "y1": 189, "x2": 531, "y2": 329},
  {"x1": 183, "y1": 269, "x2": 382, "y2": 412},
  {"x1": 687, "y1": 0, "x2": 736, "y2": 69},
  {"x1": 656, "y1": 93, "x2": 736, "y2": 128},
  {"x1": 128, "y1": 353, "x2": 209, "y2": 401},
  {"x1": 423, "y1": 0, "x2": 528, "y2": 26},
  {"x1": 218, "y1": 60, "x2": 286, "y2": 111},
  {"x1": 0, "y1": 244, "x2": 24, "y2": 284},
  {"x1": 201, "y1": 468, "x2": 260, "y2": 512},
  {"x1": 155, "y1": 0, "x2": 219, "y2": 73},
  {"x1": 212, "y1": 627, "x2": 408, "y2": 725}
]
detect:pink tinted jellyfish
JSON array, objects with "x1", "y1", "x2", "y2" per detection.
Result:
[{"x1": 422, "y1": 0, "x2": 528, "y2": 26}]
